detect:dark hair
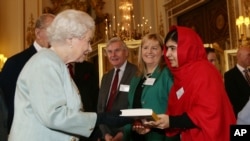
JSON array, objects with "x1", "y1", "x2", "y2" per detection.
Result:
[
  {"x1": 205, "y1": 47, "x2": 215, "y2": 55},
  {"x1": 164, "y1": 29, "x2": 178, "y2": 44}
]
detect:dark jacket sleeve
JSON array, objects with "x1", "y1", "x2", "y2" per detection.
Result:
[
  {"x1": 169, "y1": 113, "x2": 196, "y2": 129},
  {"x1": 0, "y1": 88, "x2": 8, "y2": 141}
]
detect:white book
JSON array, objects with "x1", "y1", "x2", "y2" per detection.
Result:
[{"x1": 120, "y1": 108, "x2": 159, "y2": 121}]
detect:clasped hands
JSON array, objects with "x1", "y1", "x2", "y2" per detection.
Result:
[{"x1": 132, "y1": 114, "x2": 169, "y2": 135}]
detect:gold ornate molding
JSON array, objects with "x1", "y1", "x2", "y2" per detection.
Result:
[
  {"x1": 98, "y1": 40, "x2": 141, "y2": 84},
  {"x1": 226, "y1": 0, "x2": 238, "y2": 49},
  {"x1": 224, "y1": 49, "x2": 237, "y2": 71},
  {"x1": 43, "y1": 0, "x2": 90, "y2": 14},
  {"x1": 26, "y1": 14, "x2": 35, "y2": 46},
  {"x1": 158, "y1": 12, "x2": 165, "y2": 37},
  {"x1": 42, "y1": 0, "x2": 108, "y2": 59},
  {"x1": 164, "y1": 0, "x2": 209, "y2": 27}
]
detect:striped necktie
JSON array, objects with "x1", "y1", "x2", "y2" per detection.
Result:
[{"x1": 243, "y1": 69, "x2": 250, "y2": 85}]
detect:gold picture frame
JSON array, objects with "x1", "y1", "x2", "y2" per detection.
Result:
[
  {"x1": 98, "y1": 40, "x2": 141, "y2": 84},
  {"x1": 224, "y1": 49, "x2": 237, "y2": 72}
]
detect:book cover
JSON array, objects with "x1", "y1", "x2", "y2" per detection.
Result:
[{"x1": 120, "y1": 108, "x2": 159, "y2": 121}]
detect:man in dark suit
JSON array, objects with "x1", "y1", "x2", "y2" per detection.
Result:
[
  {"x1": 97, "y1": 37, "x2": 137, "y2": 141},
  {"x1": 0, "y1": 13, "x2": 55, "y2": 132},
  {"x1": 67, "y1": 61, "x2": 99, "y2": 141},
  {"x1": 74, "y1": 61, "x2": 99, "y2": 113},
  {"x1": 224, "y1": 45, "x2": 250, "y2": 117},
  {"x1": 0, "y1": 87, "x2": 8, "y2": 141}
]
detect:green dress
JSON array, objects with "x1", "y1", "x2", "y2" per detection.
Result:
[{"x1": 123, "y1": 66, "x2": 180, "y2": 141}]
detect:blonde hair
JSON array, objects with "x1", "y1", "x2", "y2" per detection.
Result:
[{"x1": 136, "y1": 33, "x2": 165, "y2": 76}]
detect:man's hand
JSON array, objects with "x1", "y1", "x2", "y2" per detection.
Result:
[
  {"x1": 112, "y1": 132, "x2": 123, "y2": 141},
  {"x1": 104, "y1": 132, "x2": 123, "y2": 141},
  {"x1": 104, "y1": 133, "x2": 113, "y2": 141}
]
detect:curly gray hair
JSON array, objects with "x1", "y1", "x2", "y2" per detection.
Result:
[{"x1": 47, "y1": 9, "x2": 95, "y2": 45}]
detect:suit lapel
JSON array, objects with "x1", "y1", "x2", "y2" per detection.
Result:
[
  {"x1": 120, "y1": 62, "x2": 132, "y2": 84},
  {"x1": 234, "y1": 66, "x2": 249, "y2": 85},
  {"x1": 103, "y1": 69, "x2": 115, "y2": 104},
  {"x1": 114, "y1": 63, "x2": 133, "y2": 102}
]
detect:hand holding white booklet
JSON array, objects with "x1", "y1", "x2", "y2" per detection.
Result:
[{"x1": 120, "y1": 108, "x2": 159, "y2": 121}]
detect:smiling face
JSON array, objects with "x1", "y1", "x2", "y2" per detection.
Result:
[
  {"x1": 70, "y1": 31, "x2": 93, "y2": 63},
  {"x1": 106, "y1": 41, "x2": 128, "y2": 68},
  {"x1": 141, "y1": 39, "x2": 163, "y2": 68},
  {"x1": 165, "y1": 39, "x2": 178, "y2": 68}
]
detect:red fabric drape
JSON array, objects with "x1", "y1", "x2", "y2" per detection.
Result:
[{"x1": 164, "y1": 26, "x2": 236, "y2": 141}]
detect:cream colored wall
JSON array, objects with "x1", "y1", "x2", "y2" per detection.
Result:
[
  {"x1": 24, "y1": 0, "x2": 43, "y2": 49},
  {"x1": 0, "y1": 0, "x2": 166, "y2": 58},
  {"x1": 0, "y1": 0, "x2": 42, "y2": 58},
  {"x1": 0, "y1": 0, "x2": 24, "y2": 58}
]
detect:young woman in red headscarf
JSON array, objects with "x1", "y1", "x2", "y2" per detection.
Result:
[{"x1": 132, "y1": 26, "x2": 236, "y2": 141}]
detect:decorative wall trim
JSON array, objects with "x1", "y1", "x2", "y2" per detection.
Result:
[
  {"x1": 42, "y1": 0, "x2": 108, "y2": 60},
  {"x1": 98, "y1": 40, "x2": 141, "y2": 84},
  {"x1": 164, "y1": 0, "x2": 209, "y2": 28},
  {"x1": 26, "y1": 14, "x2": 35, "y2": 46},
  {"x1": 24, "y1": 0, "x2": 41, "y2": 48},
  {"x1": 226, "y1": 0, "x2": 238, "y2": 49}
]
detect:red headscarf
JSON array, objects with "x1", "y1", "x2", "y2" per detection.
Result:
[{"x1": 164, "y1": 26, "x2": 235, "y2": 141}]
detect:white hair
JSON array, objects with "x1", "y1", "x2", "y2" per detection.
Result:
[{"x1": 47, "y1": 9, "x2": 95, "y2": 45}]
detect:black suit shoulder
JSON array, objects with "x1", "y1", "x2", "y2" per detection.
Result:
[
  {"x1": 224, "y1": 66, "x2": 250, "y2": 116},
  {"x1": 0, "y1": 88, "x2": 8, "y2": 141},
  {"x1": 74, "y1": 61, "x2": 99, "y2": 112},
  {"x1": 224, "y1": 66, "x2": 247, "y2": 87},
  {"x1": 0, "y1": 45, "x2": 37, "y2": 86},
  {"x1": 224, "y1": 66, "x2": 240, "y2": 77},
  {"x1": 1, "y1": 46, "x2": 36, "y2": 74},
  {"x1": 5, "y1": 46, "x2": 36, "y2": 66},
  {"x1": 0, "y1": 45, "x2": 37, "y2": 133}
]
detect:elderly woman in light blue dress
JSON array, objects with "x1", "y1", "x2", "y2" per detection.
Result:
[
  {"x1": 8, "y1": 9, "x2": 132, "y2": 141},
  {"x1": 237, "y1": 97, "x2": 250, "y2": 124}
]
